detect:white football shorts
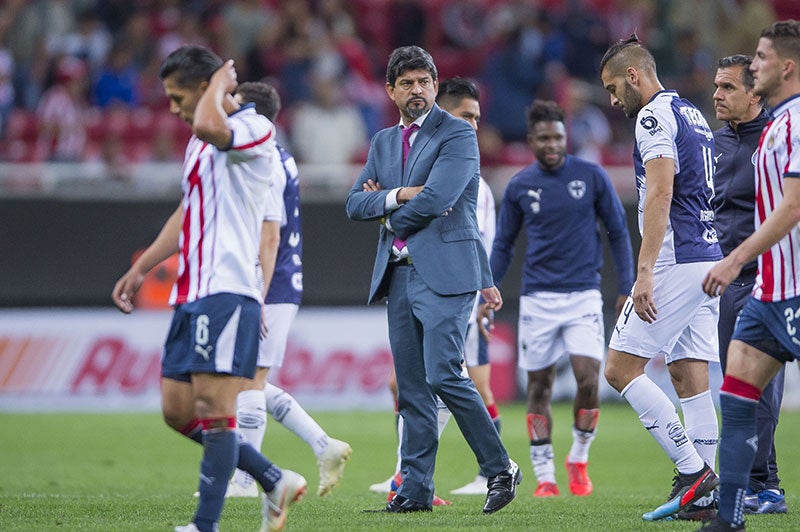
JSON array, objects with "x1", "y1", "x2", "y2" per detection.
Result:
[
  {"x1": 609, "y1": 261, "x2": 719, "y2": 363},
  {"x1": 256, "y1": 303, "x2": 299, "y2": 368},
  {"x1": 518, "y1": 289, "x2": 604, "y2": 372}
]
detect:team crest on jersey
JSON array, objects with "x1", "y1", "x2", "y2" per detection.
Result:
[
  {"x1": 567, "y1": 180, "x2": 586, "y2": 199},
  {"x1": 767, "y1": 134, "x2": 775, "y2": 150}
]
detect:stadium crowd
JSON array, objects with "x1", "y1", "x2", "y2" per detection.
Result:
[{"x1": 1, "y1": 0, "x2": 799, "y2": 175}]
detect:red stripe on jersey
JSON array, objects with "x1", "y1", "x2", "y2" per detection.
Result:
[
  {"x1": 785, "y1": 115, "x2": 798, "y2": 295},
  {"x1": 759, "y1": 151, "x2": 775, "y2": 298},
  {"x1": 203, "y1": 157, "x2": 217, "y2": 296},
  {"x1": 232, "y1": 130, "x2": 272, "y2": 151},
  {"x1": 175, "y1": 157, "x2": 201, "y2": 303}
]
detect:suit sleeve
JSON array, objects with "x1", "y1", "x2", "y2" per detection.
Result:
[
  {"x1": 490, "y1": 180, "x2": 523, "y2": 286},
  {"x1": 346, "y1": 136, "x2": 391, "y2": 221},
  {"x1": 388, "y1": 123, "x2": 478, "y2": 238},
  {"x1": 595, "y1": 167, "x2": 635, "y2": 295}
]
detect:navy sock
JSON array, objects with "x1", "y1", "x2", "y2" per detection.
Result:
[
  {"x1": 194, "y1": 426, "x2": 237, "y2": 532},
  {"x1": 236, "y1": 432, "x2": 282, "y2": 492},
  {"x1": 718, "y1": 393, "x2": 758, "y2": 526}
]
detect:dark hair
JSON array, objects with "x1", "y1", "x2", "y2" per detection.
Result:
[
  {"x1": 436, "y1": 77, "x2": 480, "y2": 109},
  {"x1": 385, "y1": 46, "x2": 437, "y2": 86},
  {"x1": 527, "y1": 99, "x2": 565, "y2": 131},
  {"x1": 599, "y1": 33, "x2": 656, "y2": 77},
  {"x1": 717, "y1": 54, "x2": 756, "y2": 92},
  {"x1": 234, "y1": 81, "x2": 282, "y2": 121},
  {"x1": 760, "y1": 20, "x2": 800, "y2": 62},
  {"x1": 159, "y1": 45, "x2": 223, "y2": 88}
]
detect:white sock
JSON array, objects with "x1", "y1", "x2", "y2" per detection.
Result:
[
  {"x1": 568, "y1": 427, "x2": 596, "y2": 463},
  {"x1": 681, "y1": 390, "x2": 718, "y2": 506},
  {"x1": 437, "y1": 395, "x2": 451, "y2": 438},
  {"x1": 530, "y1": 443, "x2": 556, "y2": 484},
  {"x1": 680, "y1": 390, "x2": 718, "y2": 470},
  {"x1": 233, "y1": 389, "x2": 266, "y2": 486},
  {"x1": 265, "y1": 382, "x2": 328, "y2": 457},
  {"x1": 621, "y1": 375, "x2": 704, "y2": 474}
]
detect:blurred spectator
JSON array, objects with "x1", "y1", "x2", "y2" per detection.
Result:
[
  {"x1": 156, "y1": 4, "x2": 209, "y2": 60},
  {"x1": 3, "y1": 0, "x2": 71, "y2": 109},
  {"x1": 52, "y1": 8, "x2": 112, "y2": 72},
  {"x1": 715, "y1": 0, "x2": 777, "y2": 56},
  {"x1": 289, "y1": 64, "x2": 368, "y2": 167},
  {"x1": 480, "y1": 4, "x2": 557, "y2": 142},
  {"x1": 93, "y1": 42, "x2": 140, "y2": 108},
  {"x1": 219, "y1": 0, "x2": 276, "y2": 78},
  {"x1": 564, "y1": 79, "x2": 611, "y2": 165},
  {"x1": 670, "y1": 27, "x2": 716, "y2": 117},
  {"x1": 561, "y1": 0, "x2": 610, "y2": 81},
  {"x1": 85, "y1": 132, "x2": 133, "y2": 184},
  {"x1": 389, "y1": 0, "x2": 429, "y2": 50},
  {"x1": 0, "y1": 49, "x2": 15, "y2": 136},
  {"x1": 35, "y1": 56, "x2": 89, "y2": 161},
  {"x1": 440, "y1": 0, "x2": 489, "y2": 50}
]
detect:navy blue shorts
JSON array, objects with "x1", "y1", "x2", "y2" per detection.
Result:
[
  {"x1": 162, "y1": 293, "x2": 261, "y2": 381},
  {"x1": 732, "y1": 295, "x2": 800, "y2": 364}
]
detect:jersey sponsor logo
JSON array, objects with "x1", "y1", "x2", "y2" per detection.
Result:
[
  {"x1": 292, "y1": 254, "x2": 302, "y2": 266},
  {"x1": 667, "y1": 421, "x2": 690, "y2": 447},
  {"x1": 640, "y1": 115, "x2": 658, "y2": 130},
  {"x1": 699, "y1": 210, "x2": 714, "y2": 222},
  {"x1": 568, "y1": 180, "x2": 586, "y2": 200},
  {"x1": 288, "y1": 232, "x2": 301, "y2": 248}
]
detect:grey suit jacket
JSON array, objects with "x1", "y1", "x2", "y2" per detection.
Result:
[{"x1": 346, "y1": 104, "x2": 494, "y2": 304}]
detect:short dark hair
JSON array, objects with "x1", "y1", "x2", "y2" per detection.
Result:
[
  {"x1": 385, "y1": 46, "x2": 437, "y2": 87},
  {"x1": 527, "y1": 99, "x2": 565, "y2": 131},
  {"x1": 717, "y1": 54, "x2": 756, "y2": 92},
  {"x1": 234, "y1": 81, "x2": 282, "y2": 121},
  {"x1": 159, "y1": 45, "x2": 223, "y2": 88},
  {"x1": 599, "y1": 33, "x2": 656, "y2": 77},
  {"x1": 436, "y1": 77, "x2": 480, "y2": 109},
  {"x1": 760, "y1": 20, "x2": 800, "y2": 62}
]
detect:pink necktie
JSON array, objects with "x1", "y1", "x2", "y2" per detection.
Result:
[{"x1": 392, "y1": 124, "x2": 419, "y2": 255}]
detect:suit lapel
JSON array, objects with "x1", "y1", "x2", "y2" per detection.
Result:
[{"x1": 403, "y1": 106, "x2": 443, "y2": 184}]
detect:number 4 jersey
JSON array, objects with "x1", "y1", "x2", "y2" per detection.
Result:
[{"x1": 633, "y1": 90, "x2": 722, "y2": 266}]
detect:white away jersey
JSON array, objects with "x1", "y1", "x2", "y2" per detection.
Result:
[
  {"x1": 171, "y1": 104, "x2": 278, "y2": 305},
  {"x1": 633, "y1": 90, "x2": 722, "y2": 266},
  {"x1": 753, "y1": 94, "x2": 800, "y2": 302}
]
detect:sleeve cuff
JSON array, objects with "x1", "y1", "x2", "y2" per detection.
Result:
[{"x1": 385, "y1": 187, "x2": 402, "y2": 211}]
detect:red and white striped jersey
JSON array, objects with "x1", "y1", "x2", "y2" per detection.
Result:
[
  {"x1": 753, "y1": 94, "x2": 800, "y2": 302},
  {"x1": 170, "y1": 104, "x2": 278, "y2": 306}
]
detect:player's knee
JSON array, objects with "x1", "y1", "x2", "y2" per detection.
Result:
[{"x1": 603, "y1": 364, "x2": 625, "y2": 392}]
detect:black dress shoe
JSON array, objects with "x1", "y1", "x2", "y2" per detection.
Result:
[
  {"x1": 385, "y1": 494, "x2": 433, "y2": 513},
  {"x1": 483, "y1": 459, "x2": 522, "y2": 514}
]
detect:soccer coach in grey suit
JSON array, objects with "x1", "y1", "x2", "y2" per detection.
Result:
[{"x1": 346, "y1": 46, "x2": 520, "y2": 514}]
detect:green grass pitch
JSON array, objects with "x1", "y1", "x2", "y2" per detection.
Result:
[{"x1": 0, "y1": 402, "x2": 798, "y2": 531}]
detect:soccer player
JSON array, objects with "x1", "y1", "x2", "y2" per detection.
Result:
[
  {"x1": 488, "y1": 99, "x2": 634, "y2": 498},
  {"x1": 711, "y1": 54, "x2": 787, "y2": 517},
  {"x1": 228, "y1": 81, "x2": 352, "y2": 499},
  {"x1": 367, "y1": 77, "x2": 501, "y2": 499},
  {"x1": 700, "y1": 20, "x2": 800, "y2": 532},
  {"x1": 111, "y1": 45, "x2": 305, "y2": 532},
  {"x1": 599, "y1": 35, "x2": 721, "y2": 520}
]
